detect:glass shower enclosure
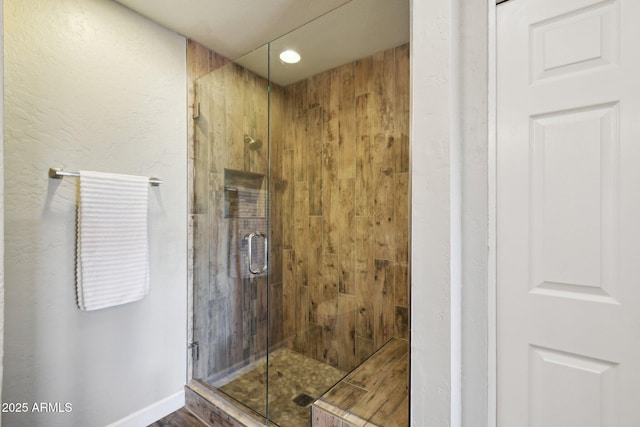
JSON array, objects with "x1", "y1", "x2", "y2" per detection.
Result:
[
  {"x1": 191, "y1": 56, "x2": 273, "y2": 420},
  {"x1": 191, "y1": 0, "x2": 410, "y2": 425}
]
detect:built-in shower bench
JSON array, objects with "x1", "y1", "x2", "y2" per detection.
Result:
[{"x1": 311, "y1": 338, "x2": 409, "y2": 427}]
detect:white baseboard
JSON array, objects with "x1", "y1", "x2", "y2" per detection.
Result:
[{"x1": 107, "y1": 389, "x2": 185, "y2": 427}]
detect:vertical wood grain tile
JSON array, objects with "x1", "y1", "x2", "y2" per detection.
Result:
[
  {"x1": 270, "y1": 86, "x2": 284, "y2": 182},
  {"x1": 283, "y1": 87, "x2": 295, "y2": 151},
  {"x1": 294, "y1": 112, "x2": 308, "y2": 182},
  {"x1": 355, "y1": 216, "x2": 374, "y2": 341},
  {"x1": 372, "y1": 49, "x2": 395, "y2": 135},
  {"x1": 337, "y1": 294, "x2": 358, "y2": 371},
  {"x1": 256, "y1": 276, "x2": 267, "y2": 324},
  {"x1": 309, "y1": 322, "x2": 323, "y2": 362},
  {"x1": 225, "y1": 64, "x2": 244, "y2": 171},
  {"x1": 255, "y1": 280, "x2": 268, "y2": 356},
  {"x1": 370, "y1": 51, "x2": 384, "y2": 135},
  {"x1": 394, "y1": 44, "x2": 410, "y2": 174},
  {"x1": 394, "y1": 306, "x2": 409, "y2": 340},
  {"x1": 338, "y1": 63, "x2": 356, "y2": 179},
  {"x1": 294, "y1": 181, "x2": 309, "y2": 287},
  {"x1": 354, "y1": 56, "x2": 373, "y2": 97},
  {"x1": 308, "y1": 107, "x2": 324, "y2": 215},
  {"x1": 270, "y1": 85, "x2": 285, "y2": 288},
  {"x1": 208, "y1": 173, "x2": 227, "y2": 301},
  {"x1": 372, "y1": 133, "x2": 395, "y2": 261},
  {"x1": 269, "y1": 291, "x2": 284, "y2": 348},
  {"x1": 210, "y1": 66, "x2": 228, "y2": 174},
  {"x1": 322, "y1": 142, "x2": 339, "y2": 255},
  {"x1": 322, "y1": 69, "x2": 340, "y2": 143},
  {"x1": 238, "y1": 276, "x2": 250, "y2": 361},
  {"x1": 308, "y1": 73, "x2": 323, "y2": 109},
  {"x1": 209, "y1": 297, "x2": 229, "y2": 377},
  {"x1": 321, "y1": 254, "x2": 340, "y2": 367},
  {"x1": 308, "y1": 217, "x2": 323, "y2": 324},
  {"x1": 373, "y1": 259, "x2": 394, "y2": 348},
  {"x1": 394, "y1": 173, "x2": 409, "y2": 306},
  {"x1": 355, "y1": 94, "x2": 372, "y2": 217},
  {"x1": 270, "y1": 194, "x2": 283, "y2": 284},
  {"x1": 371, "y1": 132, "x2": 395, "y2": 209},
  {"x1": 207, "y1": 170, "x2": 231, "y2": 375},
  {"x1": 374, "y1": 203, "x2": 395, "y2": 262},
  {"x1": 282, "y1": 149, "x2": 294, "y2": 250},
  {"x1": 338, "y1": 179, "x2": 355, "y2": 295},
  {"x1": 294, "y1": 284, "x2": 309, "y2": 354},
  {"x1": 257, "y1": 319, "x2": 268, "y2": 355},
  {"x1": 282, "y1": 249, "x2": 296, "y2": 347},
  {"x1": 292, "y1": 80, "x2": 308, "y2": 118},
  {"x1": 394, "y1": 172, "x2": 410, "y2": 264},
  {"x1": 292, "y1": 80, "x2": 309, "y2": 183},
  {"x1": 394, "y1": 263, "x2": 409, "y2": 309},
  {"x1": 251, "y1": 74, "x2": 269, "y2": 175},
  {"x1": 243, "y1": 71, "x2": 258, "y2": 173},
  {"x1": 381, "y1": 48, "x2": 396, "y2": 134}
]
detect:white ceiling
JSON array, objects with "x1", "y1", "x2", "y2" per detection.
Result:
[{"x1": 115, "y1": 0, "x2": 409, "y2": 86}]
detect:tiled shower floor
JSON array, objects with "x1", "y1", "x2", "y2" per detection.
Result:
[{"x1": 213, "y1": 348, "x2": 346, "y2": 426}]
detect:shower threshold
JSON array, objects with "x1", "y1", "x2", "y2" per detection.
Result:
[{"x1": 188, "y1": 347, "x2": 346, "y2": 426}]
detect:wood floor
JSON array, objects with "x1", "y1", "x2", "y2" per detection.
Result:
[{"x1": 147, "y1": 407, "x2": 208, "y2": 427}]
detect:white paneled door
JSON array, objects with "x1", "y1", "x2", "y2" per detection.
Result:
[{"x1": 497, "y1": 0, "x2": 640, "y2": 425}]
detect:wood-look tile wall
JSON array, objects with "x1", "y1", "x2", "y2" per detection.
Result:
[
  {"x1": 279, "y1": 44, "x2": 410, "y2": 372},
  {"x1": 188, "y1": 40, "x2": 410, "y2": 379}
]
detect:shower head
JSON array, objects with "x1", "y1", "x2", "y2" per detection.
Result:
[{"x1": 244, "y1": 134, "x2": 263, "y2": 150}]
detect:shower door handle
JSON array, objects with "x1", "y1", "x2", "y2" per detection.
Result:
[{"x1": 247, "y1": 231, "x2": 268, "y2": 275}]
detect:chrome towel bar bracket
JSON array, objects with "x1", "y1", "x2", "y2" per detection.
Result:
[{"x1": 49, "y1": 168, "x2": 163, "y2": 186}]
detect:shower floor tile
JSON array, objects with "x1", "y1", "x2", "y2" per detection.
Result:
[{"x1": 215, "y1": 348, "x2": 346, "y2": 427}]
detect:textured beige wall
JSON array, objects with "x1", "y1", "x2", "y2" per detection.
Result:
[{"x1": 3, "y1": 0, "x2": 187, "y2": 425}]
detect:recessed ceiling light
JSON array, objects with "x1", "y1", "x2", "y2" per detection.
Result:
[{"x1": 279, "y1": 50, "x2": 301, "y2": 64}]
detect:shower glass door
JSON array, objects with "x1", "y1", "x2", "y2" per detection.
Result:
[{"x1": 191, "y1": 49, "x2": 272, "y2": 421}]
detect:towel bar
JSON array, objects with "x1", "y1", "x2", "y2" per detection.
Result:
[{"x1": 49, "y1": 168, "x2": 162, "y2": 186}]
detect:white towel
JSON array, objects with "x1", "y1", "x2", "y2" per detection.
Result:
[{"x1": 76, "y1": 170, "x2": 150, "y2": 311}]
